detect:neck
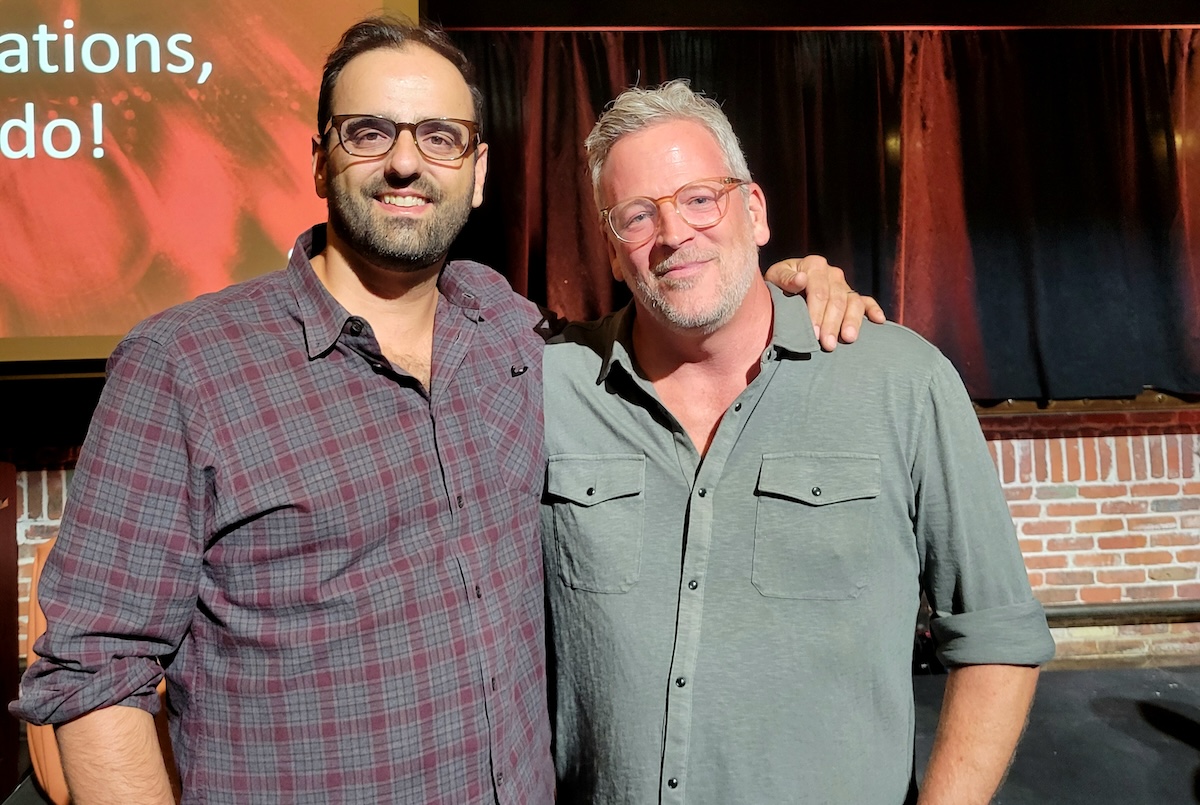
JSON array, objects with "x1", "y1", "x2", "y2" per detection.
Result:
[
  {"x1": 309, "y1": 228, "x2": 445, "y2": 388},
  {"x1": 311, "y1": 229, "x2": 444, "y2": 321},
  {"x1": 630, "y1": 278, "x2": 775, "y2": 456}
]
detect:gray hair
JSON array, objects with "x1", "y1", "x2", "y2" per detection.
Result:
[{"x1": 584, "y1": 79, "x2": 752, "y2": 211}]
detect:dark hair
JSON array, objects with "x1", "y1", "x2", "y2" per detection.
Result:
[{"x1": 316, "y1": 16, "x2": 484, "y2": 136}]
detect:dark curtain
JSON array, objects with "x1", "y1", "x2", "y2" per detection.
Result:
[{"x1": 449, "y1": 29, "x2": 1200, "y2": 401}]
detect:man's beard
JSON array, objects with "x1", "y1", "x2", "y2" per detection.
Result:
[
  {"x1": 327, "y1": 175, "x2": 474, "y2": 273},
  {"x1": 629, "y1": 237, "x2": 757, "y2": 334}
]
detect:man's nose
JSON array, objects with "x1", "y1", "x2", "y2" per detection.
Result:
[
  {"x1": 384, "y1": 131, "x2": 423, "y2": 177},
  {"x1": 656, "y1": 202, "x2": 694, "y2": 249}
]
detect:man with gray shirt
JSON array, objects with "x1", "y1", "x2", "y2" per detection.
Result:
[{"x1": 541, "y1": 80, "x2": 1055, "y2": 804}]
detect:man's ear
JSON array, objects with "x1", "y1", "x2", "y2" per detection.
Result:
[
  {"x1": 606, "y1": 236, "x2": 624, "y2": 283},
  {"x1": 312, "y1": 135, "x2": 329, "y2": 200},
  {"x1": 471, "y1": 142, "x2": 489, "y2": 208},
  {"x1": 747, "y1": 182, "x2": 770, "y2": 247}
]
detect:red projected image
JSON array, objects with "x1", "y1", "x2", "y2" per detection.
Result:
[{"x1": 0, "y1": 0, "x2": 380, "y2": 357}]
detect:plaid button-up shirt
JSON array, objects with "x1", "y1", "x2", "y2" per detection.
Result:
[{"x1": 15, "y1": 226, "x2": 554, "y2": 804}]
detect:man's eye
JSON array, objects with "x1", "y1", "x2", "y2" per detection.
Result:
[
  {"x1": 621, "y1": 210, "x2": 653, "y2": 229},
  {"x1": 681, "y1": 194, "x2": 717, "y2": 209},
  {"x1": 347, "y1": 127, "x2": 390, "y2": 144}
]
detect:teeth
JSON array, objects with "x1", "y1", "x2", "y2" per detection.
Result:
[{"x1": 381, "y1": 195, "x2": 427, "y2": 207}]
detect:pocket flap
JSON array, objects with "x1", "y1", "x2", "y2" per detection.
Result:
[
  {"x1": 547, "y1": 454, "x2": 645, "y2": 506},
  {"x1": 757, "y1": 453, "x2": 881, "y2": 505}
]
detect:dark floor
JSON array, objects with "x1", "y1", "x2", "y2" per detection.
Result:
[
  {"x1": 915, "y1": 663, "x2": 1200, "y2": 804},
  {"x1": 5, "y1": 664, "x2": 1199, "y2": 803}
]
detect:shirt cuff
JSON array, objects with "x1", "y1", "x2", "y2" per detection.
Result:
[{"x1": 931, "y1": 600, "x2": 1057, "y2": 667}]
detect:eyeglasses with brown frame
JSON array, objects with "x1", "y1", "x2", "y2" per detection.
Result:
[
  {"x1": 601, "y1": 176, "x2": 749, "y2": 245},
  {"x1": 323, "y1": 114, "x2": 481, "y2": 161}
]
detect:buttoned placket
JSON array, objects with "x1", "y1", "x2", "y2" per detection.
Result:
[{"x1": 652, "y1": 349, "x2": 781, "y2": 804}]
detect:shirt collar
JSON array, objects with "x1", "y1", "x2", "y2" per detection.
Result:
[
  {"x1": 594, "y1": 282, "x2": 821, "y2": 384},
  {"x1": 288, "y1": 225, "x2": 489, "y2": 359}
]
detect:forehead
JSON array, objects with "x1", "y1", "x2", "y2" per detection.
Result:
[
  {"x1": 601, "y1": 119, "x2": 729, "y2": 204},
  {"x1": 332, "y1": 44, "x2": 475, "y2": 122}
]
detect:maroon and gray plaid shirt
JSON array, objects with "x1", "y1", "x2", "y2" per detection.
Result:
[{"x1": 14, "y1": 226, "x2": 554, "y2": 804}]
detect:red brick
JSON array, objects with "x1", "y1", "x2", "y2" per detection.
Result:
[
  {"x1": 1150, "y1": 533, "x2": 1200, "y2": 547},
  {"x1": 1148, "y1": 435, "x2": 1166, "y2": 479},
  {"x1": 1124, "y1": 550, "x2": 1175, "y2": 565},
  {"x1": 1132, "y1": 482, "x2": 1182, "y2": 497},
  {"x1": 1080, "y1": 586, "x2": 1123, "y2": 603},
  {"x1": 1022, "y1": 521, "x2": 1072, "y2": 536},
  {"x1": 1018, "y1": 441, "x2": 1034, "y2": 484},
  {"x1": 1079, "y1": 485, "x2": 1129, "y2": 499},
  {"x1": 1053, "y1": 639, "x2": 1101, "y2": 657},
  {"x1": 1034, "y1": 588, "x2": 1080, "y2": 604},
  {"x1": 1125, "y1": 585, "x2": 1175, "y2": 601},
  {"x1": 1046, "y1": 536, "x2": 1095, "y2": 552},
  {"x1": 1183, "y1": 434, "x2": 1196, "y2": 478},
  {"x1": 1008, "y1": 503, "x2": 1043, "y2": 519},
  {"x1": 1025, "y1": 554, "x2": 1069, "y2": 569},
  {"x1": 1180, "y1": 549, "x2": 1200, "y2": 563},
  {"x1": 1045, "y1": 570, "x2": 1095, "y2": 586},
  {"x1": 1166, "y1": 435, "x2": 1181, "y2": 480},
  {"x1": 1125, "y1": 516, "x2": 1177, "y2": 530},
  {"x1": 1098, "y1": 535, "x2": 1147, "y2": 550},
  {"x1": 1046, "y1": 441, "x2": 1065, "y2": 484},
  {"x1": 1025, "y1": 571, "x2": 1045, "y2": 587},
  {"x1": 1082, "y1": 437, "x2": 1099, "y2": 482},
  {"x1": 1065, "y1": 440, "x2": 1082, "y2": 482},
  {"x1": 1115, "y1": 437, "x2": 1133, "y2": 481},
  {"x1": 46, "y1": 472, "x2": 64, "y2": 520},
  {"x1": 1072, "y1": 553, "x2": 1118, "y2": 567},
  {"x1": 1018, "y1": 539, "x2": 1044, "y2": 553},
  {"x1": 1132, "y1": 439, "x2": 1148, "y2": 480},
  {"x1": 1098, "y1": 438, "x2": 1113, "y2": 482},
  {"x1": 1175, "y1": 584, "x2": 1200, "y2": 599},
  {"x1": 1074, "y1": 518, "x2": 1125, "y2": 534},
  {"x1": 1034, "y1": 440, "x2": 1049, "y2": 483},
  {"x1": 1097, "y1": 569, "x2": 1146, "y2": 584},
  {"x1": 1118, "y1": 623, "x2": 1170, "y2": 636},
  {"x1": 1002, "y1": 441, "x2": 1016, "y2": 485},
  {"x1": 1005, "y1": 486, "x2": 1034, "y2": 502},
  {"x1": 1099, "y1": 501, "x2": 1148, "y2": 515},
  {"x1": 1185, "y1": 482, "x2": 1200, "y2": 495},
  {"x1": 1046, "y1": 502, "x2": 1098, "y2": 517},
  {"x1": 1149, "y1": 566, "x2": 1197, "y2": 582}
]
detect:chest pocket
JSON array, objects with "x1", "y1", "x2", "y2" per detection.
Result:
[
  {"x1": 546, "y1": 454, "x2": 645, "y2": 593},
  {"x1": 753, "y1": 452, "x2": 880, "y2": 600}
]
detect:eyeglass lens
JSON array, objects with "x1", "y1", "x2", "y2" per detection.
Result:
[
  {"x1": 608, "y1": 179, "x2": 738, "y2": 243},
  {"x1": 337, "y1": 116, "x2": 473, "y2": 160}
]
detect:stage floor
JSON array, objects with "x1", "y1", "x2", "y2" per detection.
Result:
[{"x1": 915, "y1": 663, "x2": 1200, "y2": 804}]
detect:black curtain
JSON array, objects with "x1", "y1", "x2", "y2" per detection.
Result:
[{"x1": 449, "y1": 29, "x2": 1200, "y2": 401}]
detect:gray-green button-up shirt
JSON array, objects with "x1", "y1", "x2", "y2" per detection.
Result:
[{"x1": 540, "y1": 286, "x2": 1054, "y2": 805}]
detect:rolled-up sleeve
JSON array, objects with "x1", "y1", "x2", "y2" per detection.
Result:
[
  {"x1": 914, "y1": 358, "x2": 1056, "y2": 668},
  {"x1": 12, "y1": 334, "x2": 205, "y2": 725}
]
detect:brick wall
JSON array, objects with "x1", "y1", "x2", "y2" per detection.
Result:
[
  {"x1": 13, "y1": 408, "x2": 1200, "y2": 664},
  {"x1": 981, "y1": 409, "x2": 1200, "y2": 664}
]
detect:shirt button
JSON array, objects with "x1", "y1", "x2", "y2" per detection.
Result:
[
  {"x1": 733, "y1": 402, "x2": 742, "y2": 411},
  {"x1": 812, "y1": 486, "x2": 822, "y2": 497},
  {"x1": 475, "y1": 585, "x2": 482, "y2": 599},
  {"x1": 675, "y1": 677, "x2": 686, "y2": 688},
  {"x1": 688, "y1": 580, "x2": 698, "y2": 590},
  {"x1": 491, "y1": 677, "x2": 498, "y2": 691},
  {"x1": 697, "y1": 488, "x2": 707, "y2": 498},
  {"x1": 668, "y1": 778, "x2": 679, "y2": 789},
  {"x1": 457, "y1": 495, "x2": 465, "y2": 509},
  {"x1": 496, "y1": 772, "x2": 504, "y2": 784},
  {"x1": 586, "y1": 487, "x2": 595, "y2": 496},
  {"x1": 347, "y1": 318, "x2": 364, "y2": 336}
]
